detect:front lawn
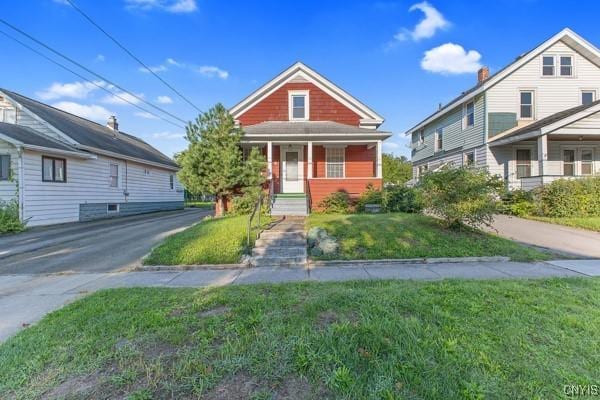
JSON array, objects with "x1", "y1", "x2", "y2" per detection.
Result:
[
  {"x1": 185, "y1": 200, "x2": 214, "y2": 209},
  {"x1": 527, "y1": 216, "x2": 600, "y2": 232},
  {"x1": 1, "y1": 279, "x2": 599, "y2": 399},
  {"x1": 144, "y1": 214, "x2": 271, "y2": 265},
  {"x1": 308, "y1": 213, "x2": 550, "y2": 261}
]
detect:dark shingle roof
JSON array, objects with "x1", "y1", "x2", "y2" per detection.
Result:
[
  {"x1": 2, "y1": 89, "x2": 178, "y2": 168},
  {"x1": 0, "y1": 122, "x2": 82, "y2": 152},
  {"x1": 492, "y1": 100, "x2": 600, "y2": 141},
  {"x1": 243, "y1": 121, "x2": 391, "y2": 136}
]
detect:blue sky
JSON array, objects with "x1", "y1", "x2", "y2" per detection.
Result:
[{"x1": 3, "y1": 0, "x2": 600, "y2": 158}]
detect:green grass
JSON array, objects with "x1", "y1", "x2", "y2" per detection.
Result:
[
  {"x1": 2, "y1": 279, "x2": 599, "y2": 399},
  {"x1": 308, "y1": 213, "x2": 551, "y2": 261},
  {"x1": 184, "y1": 200, "x2": 214, "y2": 209},
  {"x1": 144, "y1": 214, "x2": 271, "y2": 265},
  {"x1": 526, "y1": 215, "x2": 600, "y2": 232}
]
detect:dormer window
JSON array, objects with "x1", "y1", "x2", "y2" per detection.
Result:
[{"x1": 289, "y1": 91, "x2": 309, "y2": 121}]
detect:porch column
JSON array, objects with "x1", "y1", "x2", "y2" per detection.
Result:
[
  {"x1": 267, "y1": 141, "x2": 273, "y2": 194},
  {"x1": 537, "y1": 134, "x2": 548, "y2": 177},
  {"x1": 376, "y1": 140, "x2": 383, "y2": 178},
  {"x1": 307, "y1": 141, "x2": 313, "y2": 179}
]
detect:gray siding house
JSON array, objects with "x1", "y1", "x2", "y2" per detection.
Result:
[
  {"x1": 0, "y1": 89, "x2": 184, "y2": 227},
  {"x1": 408, "y1": 28, "x2": 600, "y2": 190}
]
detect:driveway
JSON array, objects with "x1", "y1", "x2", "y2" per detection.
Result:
[
  {"x1": 0, "y1": 208, "x2": 211, "y2": 274},
  {"x1": 489, "y1": 214, "x2": 600, "y2": 258}
]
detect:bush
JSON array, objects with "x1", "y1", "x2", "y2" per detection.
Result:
[
  {"x1": 500, "y1": 189, "x2": 537, "y2": 217},
  {"x1": 418, "y1": 166, "x2": 504, "y2": 229},
  {"x1": 317, "y1": 191, "x2": 352, "y2": 214},
  {"x1": 356, "y1": 184, "x2": 383, "y2": 212},
  {"x1": 383, "y1": 186, "x2": 422, "y2": 213},
  {"x1": 307, "y1": 227, "x2": 339, "y2": 257},
  {"x1": 537, "y1": 177, "x2": 600, "y2": 217},
  {"x1": 230, "y1": 189, "x2": 269, "y2": 216},
  {"x1": 0, "y1": 199, "x2": 25, "y2": 234}
]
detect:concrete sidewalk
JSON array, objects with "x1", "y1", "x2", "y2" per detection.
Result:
[{"x1": 1, "y1": 259, "x2": 599, "y2": 342}]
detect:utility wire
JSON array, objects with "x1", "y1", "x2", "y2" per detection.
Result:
[
  {"x1": 65, "y1": 0, "x2": 203, "y2": 114},
  {"x1": 0, "y1": 28, "x2": 186, "y2": 129},
  {"x1": 0, "y1": 18, "x2": 189, "y2": 126}
]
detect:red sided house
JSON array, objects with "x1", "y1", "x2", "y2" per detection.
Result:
[{"x1": 229, "y1": 62, "x2": 391, "y2": 215}]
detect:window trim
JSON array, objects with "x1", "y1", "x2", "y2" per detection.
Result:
[
  {"x1": 107, "y1": 203, "x2": 120, "y2": 213},
  {"x1": 41, "y1": 156, "x2": 67, "y2": 183},
  {"x1": 434, "y1": 128, "x2": 443, "y2": 153},
  {"x1": 514, "y1": 147, "x2": 533, "y2": 179},
  {"x1": 288, "y1": 90, "x2": 309, "y2": 121},
  {"x1": 559, "y1": 54, "x2": 574, "y2": 77},
  {"x1": 0, "y1": 154, "x2": 10, "y2": 181},
  {"x1": 562, "y1": 148, "x2": 577, "y2": 176},
  {"x1": 541, "y1": 55, "x2": 555, "y2": 77},
  {"x1": 518, "y1": 89, "x2": 535, "y2": 120},
  {"x1": 325, "y1": 146, "x2": 345, "y2": 178},
  {"x1": 581, "y1": 148, "x2": 594, "y2": 176},
  {"x1": 581, "y1": 89, "x2": 596, "y2": 105},
  {"x1": 463, "y1": 150, "x2": 475, "y2": 166},
  {"x1": 463, "y1": 101, "x2": 475, "y2": 129},
  {"x1": 109, "y1": 163, "x2": 119, "y2": 188},
  {"x1": 169, "y1": 174, "x2": 175, "y2": 190}
]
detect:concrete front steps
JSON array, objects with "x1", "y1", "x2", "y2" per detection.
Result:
[
  {"x1": 251, "y1": 217, "x2": 307, "y2": 268},
  {"x1": 270, "y1": 194, "x2": 308, "y2": 216}
]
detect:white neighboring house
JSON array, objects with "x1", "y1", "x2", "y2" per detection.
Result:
[
  {"x1": 407, "y1": 28, "x2": 600, "y2": 190},
  {"x1": 0, "y1": 89, "x2": 184, "y2": 227}
]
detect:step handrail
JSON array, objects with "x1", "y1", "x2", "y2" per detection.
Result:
[{"x1": 246, "y1": 192, "x2": 263, "y2": 251}]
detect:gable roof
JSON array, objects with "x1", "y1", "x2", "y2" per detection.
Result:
[
  {"x1": 229, "y1": 62, "x2": 384, "y2": 127},
  {"x1": 489, "y1": 100, "x2": 600, "y2": 146},
  {"x1": 1, "y1": 89, "x2": 179, "y2": 169},
  {"x1": 405, "y1": 28, "x2": 600, "y2": 135},
  {"x1": 0, "y1": 122, "x2": 94, "y2": 157}
]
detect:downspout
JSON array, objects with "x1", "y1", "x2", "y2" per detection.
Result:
[
  {"x1": 124, "y1": 160, "x2": 129, "y2": 203},
  {"x1": 17, "y1": 146, "x2": 24, "y2": 222}
]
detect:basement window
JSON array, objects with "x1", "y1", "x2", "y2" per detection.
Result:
[{"x1": 107, "y1": 204, "x2": 119, "y2": 213}]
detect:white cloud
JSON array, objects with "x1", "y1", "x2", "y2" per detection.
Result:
[
  {"x1": 125, "y1": 0, "x2": 197, "y2": 13},
  {"x1": 134, "y1": 111, "x2": 160, "y2": 120},
  {"x1": 101, "y1": 91, "x2": 144, "y2": 106},
  {"x1": 52, "y1": 101, "x2": 112, "y2": 121},
  {"x1": 196, "y1": 66, "x2": 229, "y2": 79},
  {"x1": 421, "y1": 43, "x2": 482, "y2": 74},
  {"x1": 152, "y1": 131, "x2": 184, "y2": 139},
  {"x1": 156, "y1": 95, "x2": 173, "y2": 104},
  {"x1": 37, "y1": 81, "x2": 104, "y2": 101},
  {"x1": 139, "y1": 64, "x2": 168, "y2": 73},
  {"x1": 394, "y1": 1, "x2": 449, "y2": 42}
]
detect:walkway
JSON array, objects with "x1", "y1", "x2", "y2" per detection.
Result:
[
  {"x1": 2, "y1": 259, "x2": 599, "y2": 342},
  {"x1": 489, "y1": 214, "x2": 600, "y2": 258}
]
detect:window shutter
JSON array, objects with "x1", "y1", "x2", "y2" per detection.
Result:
[{"x1": 0, "y1": 155, "x2": 9, "y2": 180}]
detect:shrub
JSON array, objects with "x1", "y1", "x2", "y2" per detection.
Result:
[
  {"x1": 230, "y1": 188, "x2": 269, "y2": 215},
  {"x1": 500, "y1": 189, "x2": 537, "y2": 217},
  {"x1": 418, "y1": 166, "x2": 504, "y2": 229},
  {"x1": 383, "y1": 186, "x2": 423, "y2": 213},
  {"x1": 537, "y1": 177, "x2": 600, "y2": 217},
  {"x1": 0, "y1": 199, "x2": 25, "y2": 234},
  {"x1": 356, "y1": 184, "x2": 383, "y2": 212},
  {"x1": 317, "y1": 191, "x2": 352, "y2": 214},
  {"x1": 307, "y1": 227, "x2": 339, "y2": 257}
]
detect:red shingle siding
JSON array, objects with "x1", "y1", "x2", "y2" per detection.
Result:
[
  {"x1": 312, "y1": 145, "x2": 374, "y2": 178},
  {"x1": 238, "y1": 82, "x2": 361, "y2": 126},
  {"x1": 308, "y1": 179, "x2": 382, "y2": 209}
]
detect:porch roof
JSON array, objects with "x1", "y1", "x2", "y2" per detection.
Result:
[
  {"x1": 489, "y1": 100, "x2": 600, "y2": 147},
  {"x1": 241, "y1": 121, "x2": 391, "y2": 141}
]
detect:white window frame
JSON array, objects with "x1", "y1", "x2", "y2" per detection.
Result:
[
  {"x1": 562, "y1": 147, "x2": 577, "y2": 176},
  {"x1": 541, "y1": 55, "x2": 555, "y2": 77},
  {"x1": 434, "y1": 128, "x2": 443, "y2": 152},
  {"x1": 107, "y1": 203, "x2": 120, "y2": 213},
  {"x1": 325, "y1": 146, "x2": 345, "y2": 178},
  {"x1": 559, "y1": 54, "x2": 574, "y2": 77},
  {"x1": 463, "y1": 150, "x2": 476, "y2": 166},
  {"x1": 418, "y1": 129, "x2": 425, "y2": 145},
  {"x1": 169, "y1": 174, "x2": 175, "y2": 190},
  {"x1": 518, "y1": 89, "x2": 535, "y2": 120},
  {"x1": 288, "y1": 90, "x2": 309, "y2": 121},
  {"x1": 581, "y1": 148, "x2": 594, "y2": 176},
  {"x1": 581, "y1": 89, "x2": 596, "y2": 106},
  {"x1": 0, "y1": 154, "x2": 10, "y2": 181},
  {"x1": 514, "y1": 146, "x2": 534, "y2": 179},
  {"x1": 463, "y1": 101, "x2": 475, "y2": 129},
  {"x1": 109, "y1": 163, "x2": 119, "y2": 188}
]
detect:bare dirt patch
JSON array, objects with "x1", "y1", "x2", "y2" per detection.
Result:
[
  {"x1": 198, "y1": 306, "x2": 231, "y2": 318},
  {"x1": 41, "y1": 372, "x2": 105, "y2": 400},
  {"x1": 316, "y1": 311, "x2": 340, "y2": 328},
  {"x1": 203, "y1": 372, "x2": 261, "y2": 400},
  {"x1": 275, "y1": 375, "x2": 328, "y2": 399}
]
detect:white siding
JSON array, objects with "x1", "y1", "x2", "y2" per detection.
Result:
[
  {"x1": 22, "y1": 151, "x2": 183, "y2": 226},
  {"x1": 0, "y1": 139, "x2": 18, "y2": 203},
  {"x1": 487, "y1": 41, "x2": 600, "y2": 122}
]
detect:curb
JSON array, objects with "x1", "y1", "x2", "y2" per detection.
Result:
[
  {"x1": 135, "y1": 263, "x2": 247, "y2": 271},
  {"x1": 308, "y1": 256, "x2": 511, "y2": 267}
]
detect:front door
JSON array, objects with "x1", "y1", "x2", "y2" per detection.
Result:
[{"x1": 281, "y1": 146, "x2": 304, "y2": 193}]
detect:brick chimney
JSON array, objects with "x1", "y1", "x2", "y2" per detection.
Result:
[
  {"x1": 107, "y1": 115, "x2": 119, "y2": 132},
  {"x1": 477, "y1": 66, "x2": 489, "y2": 84}
]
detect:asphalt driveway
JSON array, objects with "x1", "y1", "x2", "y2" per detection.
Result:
[{"x1": 0, "y1": 208, "x2": 211, "y2": 274}]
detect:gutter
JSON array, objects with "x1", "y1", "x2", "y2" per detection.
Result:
[{"x1": 76, "y1": 145, "x2": 179, "y2": 171}]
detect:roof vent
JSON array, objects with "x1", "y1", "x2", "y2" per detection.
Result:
[{"x1": 107, "y1": 115, "x2": 119, "y2": 133}]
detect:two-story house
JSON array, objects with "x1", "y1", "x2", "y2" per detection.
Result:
[
  {"x1": 230, "y1": 62, "x2": 391, "y2": 215},
  {"x1": 408, "y1": 28, "x2": 600, "y2": 190},
  {"x1": 0, "y1": 89, "x2": 183, "y2": 227}
]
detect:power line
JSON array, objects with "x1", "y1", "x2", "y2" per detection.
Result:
[
  {"x1": 64, "y1": 0, "x2": 203, "y2": 114},
  {"x1": 0, "y1": 18, "x2": 189, "y2": 127},
  {"x1": 0, "y1": 28, "x2": 186, "y2": 129}
]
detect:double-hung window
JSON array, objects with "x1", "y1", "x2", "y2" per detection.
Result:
[
  {"x1": 170, "y1": 174, "x2": 174, "y2": 190},
  {"x1": 464, "y1": 101, "x2": 475, "y2": 128},
  {"x1": 582, "y1": 90, "x2": 596, "y2": 106},
  {"x1": 0, "y1": 154, "x2": 9, "y2": 180},
  {"x1": 516, "y1": 149, "x2": 531, "y2": 179},
  {"x1": 326, "y1": 147, "x2": 344, "y2": 178},
  {"x1": 42, "y1": 156, "x2": 66, "y2": 183},
  {"x1": 289, "y1": 91, "x2": 309, "y2": 120},
  {"x1": 435, "y1": 128, "x2": 443, "y2": 152},
  {"x1": 464, "y1": 151, "x2": 475, "y2": 166},
  {"x1": 563, "y1": 150, "x2": 576, "y2": 176},
  {"x1": 542, "y1": 56, "x2": 555, "y2": 76},
  {"x1": 581, "y1": 149, "x2": 594, "y2": 176},
  {"x1": 519, "y1": 91, "x2": 534, "y2": 119},
  {"x1": 109, "y1": 163, "x2": 119, "y2": 187},
  {"x1": 560, "y1": 56, "x2": 573, "y2": 76},
  {"x1": 418, "y1": 129, "x2": 425, "y2": 145}
]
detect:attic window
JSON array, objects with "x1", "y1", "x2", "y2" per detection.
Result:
[
  {"x1": 560, "y1": 56, "x2": 573, "y2": 76},
  {"x1": 289, "y1": 91, "x2": 309, "y2": 121}
]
